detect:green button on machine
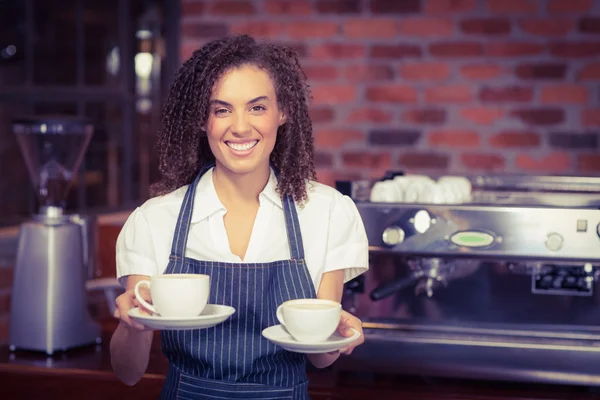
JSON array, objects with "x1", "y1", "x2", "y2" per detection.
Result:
[{"x1": 450, "y1": 231, "x2": 495, "y2": 248}]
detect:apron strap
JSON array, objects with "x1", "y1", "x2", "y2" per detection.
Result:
[
  {"x1": 169, "y1": 163, "x2": 306, "y2": 261},
  {"x1": 168, "y1": 162, "x2": 213, "y2": 263}
]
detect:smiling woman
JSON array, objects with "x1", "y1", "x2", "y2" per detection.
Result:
[{"x1": 109, "y1": 35, "x2": 369, "y2": 400}]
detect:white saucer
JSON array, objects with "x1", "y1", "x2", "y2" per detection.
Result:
[
  {"x1": 128, "y1": 304, "x2": 235, "y2": 330},
  {"x1": 261, "y1": 325, "x2": 360, "y2": 354}
]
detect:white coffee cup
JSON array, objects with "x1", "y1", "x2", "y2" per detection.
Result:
[
  {"x1": 134, "y1": 274, "x2": 210, "y2": 318},
  {"x1": 276, "y1": 299, "x2": 341, "y2": 343}
]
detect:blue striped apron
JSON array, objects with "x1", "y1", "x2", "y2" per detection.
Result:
[{"x1": 159, "y1": 164, "x2": 317, "y2": 400}]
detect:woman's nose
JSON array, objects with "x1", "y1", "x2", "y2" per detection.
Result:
[{"x1": 232, "y1": 113, "x2": 251, "y2": 136}]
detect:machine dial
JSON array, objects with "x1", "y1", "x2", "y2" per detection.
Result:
[
  {"x1": 597, "y1": 222, "x2": 600, "y2": 238},
  {"x1": 545, "y1": 232, "x2": 564, "y2": 251},
  {"x1": 382, "y1": 225, "x2": 405, "y2": 246}
]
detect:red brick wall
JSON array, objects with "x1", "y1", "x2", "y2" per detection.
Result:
[{"x1": 180, "y1": 0, "x2": 600, "y2": 186}]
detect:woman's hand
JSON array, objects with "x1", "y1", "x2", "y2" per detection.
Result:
[
  {"x1": 329, "y1": 309, "x2": 364, "y2": 355},
  {"x1": 336, "y1": 309, "x2": 364, "y2": 355},
  {"x1": 113, "y1": 279, "x2": 154, "y2": 331}
]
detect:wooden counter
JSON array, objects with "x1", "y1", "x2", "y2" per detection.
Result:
[{"x1": 1, "y1": 319, "x2": 599, "y2": 400}]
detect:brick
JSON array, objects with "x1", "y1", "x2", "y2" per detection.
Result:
[
  {"x1": 550, "y1": 42, "x2": 600, "y2": 58},
  {"x1": 425, "y1": 0, "x2": 477, "y2": 13},
  {"x1": 519, "y1": 19, "x2": 574, "y2": 36},
  {"x1": 0, "y1": 290, "x2": 9, "y2": 314},
  {"x1": 461, "y1": 153, "x2": 506, "y2": 170},
  {"x1": 461, "y1": 18, "x2": 511, "y2": 35},
  {"x1": 403, "y1": 108, "x2": 447, "y2": 124},
  {"x1": 578, "y1": 63, "x2": 600, "y2": 80},
  {"x1": 548, "y1": 0, "x2": 592, "y2": 13},
  {"x1": 515, "y1": 63, "x2": 567, "y2": 80},
  {"x1": 273, "y1": 42, "x2": 308, "y2": 58},
  {"x1": 230, "y1": 22, "x2": 285, "y2": 37},
  {"x1": 480, "y1": 86, "x2": 533, "y2": 102},
  {"x1": 181, "y1": 23, "x2": 228, "y2": 38},
  {"x1": 264, "y1": 0, "x2": 312, "y2": 14},
  {"x1": 580, "y1": 18, "x2": 600, "y2": 35},
  {"x1": 399, "y1": 18, "x2": 455, "y2": 37},
  {"x1": 342, "y1": 152, "x2": 391, "y2": 169},
  {"x1": 303, "y1": 65, "x2": 339, "y2": 81},
  {"x1": 343, "y1": 19, "x2": 399, "y2": 38},
  {"x1": 428, "y1": 130, "x2": 480, "y2": 147},
  {"x1": 310, "y1": 107, "x2": 335, "y2": 123},
  {"x1": 429, "y1": 42, "x2": 483, "y2": 57},
  {"x1": 316, "y1": 169, "x2": 362, "y2": 188},
  {"x1": 209, "y1": 0, "x2": 256, "y2": 15},
  {"x1": 366, "y1": 85, "x2": 418, "y2": 103},
  {"x1": 460, "y1": 64, "x2": 505, "y2": 79},
  {"x1": 182, "y1": 1, "x2": 205, "y2": 15},
  {"x1": 487, "y1": 42, "x2": 545, "y2": 57},
  {"x1": 549, "y1": 132, "x2": 598, "y2": 149},
  {"x1": 400, "y1": 152, "x2": 450, "y2": 169},
  {"x1": 288, "y1": 22, "x2": 339, "y2": 39},
  {"x1": 312, "y1": 44, "x2": 366, "y2": 59},
  {"x1": 370, "y1": 44, "x2": 422, "y2": 58},
  {"x1": 368, "y1": 130, "x2": 421, "y2": 146},
  {"x1": 370, "y1": 0, "x2": 421, "y2": 13},
  {"x1": 516, "y1": 152, "x2": 571, "y2": 172},
  {"x1": 345, "y1": 64, "x2": 394, "y2": 81},
  {"x1": 315, "y1": 152, "x2": 334, "y2": 167},
  {"x1": 488, "y1": 0, "x2": 539, "y2": 13},
  {"x1": 0, "y1": 317, "x2": 8, "y2": 345},
  {"x1": 316, "y1": 0, "x2": 361, "y2": 13},
  {"x1": 540, "y1": 85, "x2": 589, "y2": 104},
  {"x1": 312, "y1": 85, "x2": 356, "y2": 104},
  {"x1": 511, "y1": 108, "x2": 565, "y2": 126},
  {"x1": 460, "y1": 107, "x2": 505, "y2": 125},
  {"x1": 348, "y1": 108, "x2": 393, "y2": 123},
  {"x1": 582, "y1": 109, "x2": 600, "y2": 126},
  {"x1": 578, "y1": 155, "x2": 600, "y2": 172},
  {"x1": 399, "y1": 62, "x2": 451, "y2": 81},
  {"x1": 0, "y1": 267, "x2": 13, "y2": 289},
  {"x1": 426, "y1": 85, "x2": 472, "y2": 103},
  {"x1": 315, "y1": 129, "x2": 364, "y2": 147},
  {"x1": 490, "y1": 131, "x2": 540, "y2": 147}
]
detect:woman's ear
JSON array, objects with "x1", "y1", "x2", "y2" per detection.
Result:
[{"x1": 279, "y1": 113, "x2": 287, "y2": 126}]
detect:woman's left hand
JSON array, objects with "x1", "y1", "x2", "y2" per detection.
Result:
[{"x1": 333, "y1": 309, "x2": 364, "y2": 355}]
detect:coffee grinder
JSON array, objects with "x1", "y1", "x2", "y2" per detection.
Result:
[{"x1": 9, "y1": 116, "x2": 102, "y2": 355}]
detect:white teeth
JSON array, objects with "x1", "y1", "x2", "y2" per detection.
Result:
[{"x1": 226, "y1": 140, "x2": 257, "y2": 151}]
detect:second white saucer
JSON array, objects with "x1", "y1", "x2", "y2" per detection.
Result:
[{"x1": 262, "y1": 325, "x2": 360, "y2": 354}]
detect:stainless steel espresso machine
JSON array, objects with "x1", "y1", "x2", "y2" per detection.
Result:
[
  {"x1": 9, "y1": 116, "x2": 101, "y2": 355},
  {"x1": 337, "y1": 173, "x2": 600, "y2": 386}
]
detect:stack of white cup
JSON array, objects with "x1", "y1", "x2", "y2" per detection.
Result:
[{"x1": 370, "y1": 175, "x2": 472, "y2": 204}]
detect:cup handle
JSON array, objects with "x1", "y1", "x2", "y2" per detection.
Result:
[
  {"x1": 134, "y1": 280, "x2": 156, "y2": 314},
  {"x1": 276, "y1": 305, "x2": 286, "y2": 328}
]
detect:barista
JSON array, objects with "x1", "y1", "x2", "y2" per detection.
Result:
[{"x1": 110, "y1": 35, "x2": 369, "y2": 399}]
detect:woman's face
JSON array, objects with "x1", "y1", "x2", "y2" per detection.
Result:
[{"x1": 205, "y1": 64, "x2": 285, "y2": 176}]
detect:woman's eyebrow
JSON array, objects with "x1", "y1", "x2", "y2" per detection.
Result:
[{"x1": 209, "y1": 96, "x2": 269, "y2": 107}]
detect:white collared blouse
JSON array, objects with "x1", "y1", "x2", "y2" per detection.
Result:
[{"x1": 116, "y1": 167, "x2": 369, "y2": 292}]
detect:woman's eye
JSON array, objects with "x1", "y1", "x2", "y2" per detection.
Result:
[
  {"x1": 251, "y1": 105, "x2": 266, "y2": 112},
  {"x1": 214, "y1": 108, "x2": 229, "y2": 115}
]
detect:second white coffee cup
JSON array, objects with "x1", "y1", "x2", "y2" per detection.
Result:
[
  {"x1": 276, "y1": 299, "x2": 341, "y2": 343},
  {"x1": 134, "y1": 273, "x2": 210, "y2": 318}
]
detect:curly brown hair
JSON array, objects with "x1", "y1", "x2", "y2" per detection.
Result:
[{"x1": 150, "y1": 35, "x2": 316, "y2": 204}]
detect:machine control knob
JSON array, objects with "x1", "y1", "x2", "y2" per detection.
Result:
[
  {"x1": 382, "y1": 225, "x2": 405, "y2": 246},
  {"x1": 597, "y1": 223, "x2": 600, "y2": 238},
  {"x1": 545, "y1": 232, "x2": 564, "y2": 251}
]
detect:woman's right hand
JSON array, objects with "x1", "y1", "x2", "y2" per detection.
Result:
[{"x1": 113, "y1": 275, "x2": 154, "y2": 331}]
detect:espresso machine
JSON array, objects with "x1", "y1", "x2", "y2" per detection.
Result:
[
  {"x1": 338, "y1": 173, "x2": 600, "y2": 387},
  {"x1": 9, "y1": 116, "x2": 102, "y2": 355}
]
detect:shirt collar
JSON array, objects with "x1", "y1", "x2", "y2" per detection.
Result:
[{"x1": 190, "y1": 167, "x2": 282, "y2": 224}]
